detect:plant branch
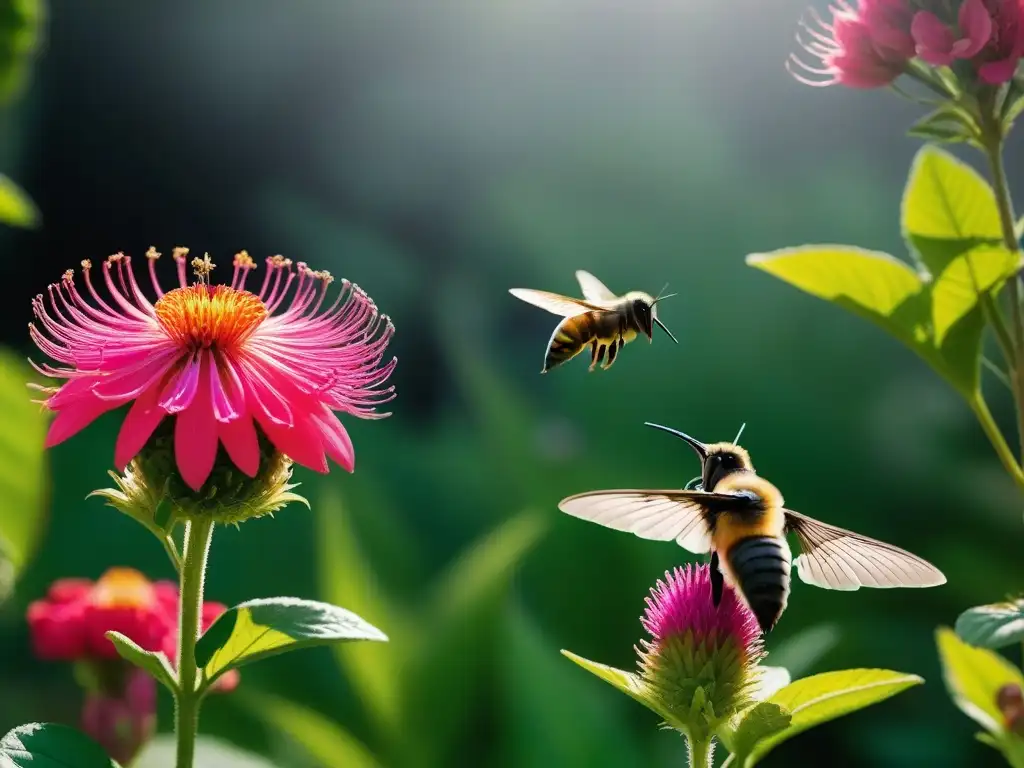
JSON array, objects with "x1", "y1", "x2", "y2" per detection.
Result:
[
  {"x1": 687, "y1": 733, "x2": 715, "y2": 767},
  {"x1": 970, "y1": 393, "x2": 1024, "y2": 491},
  {"x1": 175, "y1": 517, "x2": 214, "y2": 768}
]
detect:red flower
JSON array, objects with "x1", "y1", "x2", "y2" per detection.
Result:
[
  {"x1": 30, "y1": 250, "x2": 396, "y2": 492},
  {"x1": 81, "y1": 667, "x2": 156, "y2": 766}
]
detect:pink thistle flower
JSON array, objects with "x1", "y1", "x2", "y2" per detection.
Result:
[
  {"x1": 911, "y1": 0, "x2": 993, "y2": 66},
  {"x1": 637, "y1": 564, "x2": 765, "y2": 722},
  {"x1": 790, "y1": 1, "x2": 915, "y2": 88},
  {"x1": 30, "y1": 248, "x2": 396, "y2": 492},
  {"x1": 81, "y1": 667, "x2": 156, "y2": 766}
]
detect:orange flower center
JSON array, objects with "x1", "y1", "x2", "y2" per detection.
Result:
[
  {"x1": 154, "y1": 284, "x2": 267, "y2": 350},
  {"x1": 89, "y1": 567, "x2": 155, "y2": 609}
]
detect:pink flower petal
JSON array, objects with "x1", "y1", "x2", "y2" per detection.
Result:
[
  {"x1": 114, "y1": 384, "x2": 167, "y2": 470},
  {"x1": 158, "y1": 354, "x2": 201, "y2": 414},
  {"x1": 218, "y1": 411, "x2": 260, "y2": 477},
  {"x1": 209, "y1": 357, "x2": 243, "y2": 423},
  {"x1": 45, "y1": 396, "x2": 121, "y2": 448},
  {"x1": 174, "y1": 353, "x2": 218, "y2": 491},
  {"x1": 255, "y1": 410, "x2": 328, "y2": 473},
  {"x1": 980, "y1": 56, "x2": 1021, "y2": 83},
  {"x1": 956, "y1": 0, "x2": 993, "y2": 59},
  {"x1": 311, "y1": 406, "x2": 355, "y2": 472},
  {"x1": 912, "y1": 11, "x2": 957, "y2": 64}
]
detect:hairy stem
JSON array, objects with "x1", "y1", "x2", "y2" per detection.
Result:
[
  {"x1": 175, "y1": 518, "x2": 214, "y2": 768},
  {"x1": 686, "y1": 734, "x2": 714, "y2": 767}
]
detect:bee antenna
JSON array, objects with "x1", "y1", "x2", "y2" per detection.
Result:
[
  {"x1": 651, "y1": 283, "x2": 677, "y2": 305},
  {"x1": 732, "y1": 422, "x2": 747, "y2": 445}
]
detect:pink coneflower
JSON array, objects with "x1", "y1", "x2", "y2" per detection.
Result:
[
  {"x1": 637, "y1": 564, "x2": 765, "y2": 723},
  {"x1": 29, "y1": 249, "x2": 395, "y2": 491},
  {"x1": 789, "y1": 1, "x2": 915, "y2": 88}
]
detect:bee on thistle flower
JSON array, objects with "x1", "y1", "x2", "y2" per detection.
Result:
[{"x1": 29, "y1": 248, "x2": 396, "y2": 517}]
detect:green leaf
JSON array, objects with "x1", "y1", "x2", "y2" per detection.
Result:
[
  {"x1": 0, "y1": 348, "x2": 50, "y2": 580},
  {"x1": 1001, "y1": 78, "x2": 1024, "y2": 131},
  {"x1": 134, "y1": 735, "x2": 276, "y2": 768},
  {"x1": 902, "y1": 145, "x2": 1001, "y2": 246},
  {"x1": 0, "y1": 723, "x2": 120, "y2": 767},
  {"x1": 744, "y1": 668, "x2": 924, "y2": 764},
  {"x1": 907, "y1": 107, "x2": 979, "y2": 145},
  {"x1": 104, "y1": 631, "x2": 177, "y2": 693},
  {"x1": 718, "y1": 701, "x2": 791, "y2": 766},
  {"x1": 195, "y1": 597, "x2": 387, "y2": 689},
  {"x1": 315, "y1": 487, "x2": 407, "y2": 738},
  {"x1": 0, "y1": 174, "x2": 38, "y2": 228},
  {"x1": 236, "y1": 689, "x2": 382, "y2": 768},
  {"x1": 930, "y1": 243, "x2": 1018, "y2": 343},
  {"x1": 401, "y1": 510, "x2": 548, "y2": 766},
  {"x1": 937, "y1": 626, "x2": 1024, "y2": 733},
  {"x1": 956, "y1": 600, "x2": 1024, "y2": 649},
  {"x1": 751, "y1": 666, "x2": 792, "y2": 702},
  {"x1": 0, "y1": 0, "x2": 43, "y2": 106},
  {"x1": 560, "y1": 649, "x2": 684, "y2": 732}
]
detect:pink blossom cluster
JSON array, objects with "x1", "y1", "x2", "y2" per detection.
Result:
[{"x1": 792, "y1": 0, "x2": 1024, "y2": 88}]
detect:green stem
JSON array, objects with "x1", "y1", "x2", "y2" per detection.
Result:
[
  {"x1": 174, "y1": 518, "x2": 214, "y2": 768},
  {"x1": 970, "y1": 394, "x2": 1024, "y2": 492},
  {"x1": 686, "y1": 734, "x2": 714, "y2": 767}
]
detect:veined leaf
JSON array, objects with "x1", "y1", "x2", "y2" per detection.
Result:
[
  {"x1": 744, "y1": 669, "x2": 923, "y2": 764},
  {"x1": 0, "y1": 723, "x2": 119, "y2": 767},
  {"x1": 195, "y1": 597, "x2": 387, "y2": 690},
  {"x1": 105, "y1": 631, "x2": 176, "y2": 693},
  {"x1": 956, "y1": 600, "x2": 1024, "y2": 650},
  {"x1": 718, "y1": 701, "x2": 791, "y2": 766},
  {"x1": 902, "y1": 145, "x2": 1001, "y2": 252},
  {"x1": 931, "y1": 243, "x2": 1018, "y2": 343},
  {"x1": 937, "y1": 626, "x2": 1024, "y2": 733},
  {"x1": 236, "y1": 689, "x2": 382, "y2": 768}
]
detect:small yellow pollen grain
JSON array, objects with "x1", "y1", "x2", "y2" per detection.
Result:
[
  {"x1": 62, "y1": 270, "x2": 74, "y2": 282},
  {"x1": 233, "y1": 250, "x2": 255, "y2": 269},
  {"x1": 172, "y1": 246, "x2": 190, "y2": 262},
  {"x1": 146, "y1": 246, "x2": 161, "y2": 260},
  {"x1": 81, "y1": 259, "x2": 92, "y2": 270},
  {"x1": 107, "y1": 252, "x2": 125, "y2": 264},
  {"x1": 192, "y1": 253, "x2": 216, "y2": 283}
]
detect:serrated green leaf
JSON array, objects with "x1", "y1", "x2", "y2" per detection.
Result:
[
  {"x1": 236, "y1": 689, "x2": 382, "y2": 768},
  {"x1": 0, "y1": 174, "x2": 38, "y2": 228},
  {"x1": 134, "y1": 735, "x2": 276, "y2": 768},
  {"x1": 902, "y1": 145, "x2": 1001, "y2": 244},
  {"x1": 956, "y1": 600, "x2": 1024, "y2": 649},
  {"x1": 560, "y1": 650, "x2": 685, "y2": 732},
  {"x1": 0, "y1": 348, "x2": 50, "y2": 580},
  {"x1": 718, "y1": 701, "x2": 791, "y2": 765},
  {"x1": 937, "y1": 626, "x2": 1024, "y2": 734},
  {"x1": 104, "y1": 631, "x2": 176, "y2": 694},
  {"x1": 195, "y1": 597, "x2": 387, "y2": 690},
  {"x1": 743, "y1": 668, "x2": 923, "y2": 764},
  {"x1": 315, "y1": 487, "x2": 406, "y2": 737},
  {"x1": 0, "y1": 723, "x2": 120, "y2": 767},
  {"x1": 931, "y1": 243, "x2": 1018, "y2": 343}
]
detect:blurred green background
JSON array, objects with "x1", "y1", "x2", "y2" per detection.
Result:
[{"x1": 0, "y1": 0, "x2": 1021, "y2": 765}]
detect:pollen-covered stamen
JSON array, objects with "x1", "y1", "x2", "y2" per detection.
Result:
[
  {"x1": 231, "y1": 250, "x2": 256, "y2": 291},
  {"x1": 154, "y1": 285, "x2": 268, "y2": 350}
]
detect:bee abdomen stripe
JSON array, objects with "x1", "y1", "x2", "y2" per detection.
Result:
[{"x1": 727, "y1": 536, "x2": 792, "y2": 634}]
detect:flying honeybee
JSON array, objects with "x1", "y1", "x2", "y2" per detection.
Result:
[
  {"x1": 509, "y1": 270, "x2": 678, "y2": 373},
  {"x1": 558, "y1": 423, "x2": 946, "y2": 633}
]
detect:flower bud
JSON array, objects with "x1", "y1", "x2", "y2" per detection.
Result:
[{"x1": 81, "y1": 667, "x2": 156, "y2": 766}]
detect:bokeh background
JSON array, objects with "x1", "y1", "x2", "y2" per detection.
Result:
[{"x1": 0, "y1": 0, "x2": 1021, "y2": 765}]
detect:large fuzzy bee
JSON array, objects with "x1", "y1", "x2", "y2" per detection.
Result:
[
  {"x1": 509, "y1": 270, "x2": 677, "y2": 373},
  {"x1": 558, "y1": 423, "x2": 946, "y2": 633}
]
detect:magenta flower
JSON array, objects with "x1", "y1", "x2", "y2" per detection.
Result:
[
  {"x1": 81, "y1": 667, "x2": 156, "y2": 766},
  {"x1": 790, "y1": 1, "x2": 915, "y2": 88},
  {"x1": 637, "y1": 565, "x2": 766, "y2": 723},
  {"x1": 30, "y1": 249, "x2": 395, "y2": 491},
  {"x1": 911, "y1": 0, "x2": 993, "y2": 66}
]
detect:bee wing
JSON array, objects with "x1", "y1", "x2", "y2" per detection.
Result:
[
  {"x1": 784, "y1": 509, "x2": 946, "y2": 591},
  {"x1": 558, "y1": 489, "x2": 737, "y2": 554},
  {"x1": 575, "y1": 270, "x2": 618, "y2": 302},
  {"x1": 508, "y1": 288, "x2": 610, "y2": 317}
]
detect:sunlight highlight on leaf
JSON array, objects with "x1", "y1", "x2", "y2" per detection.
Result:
[{"x1": 956, "y1": 600, "x2": 1024, "y2": 649}]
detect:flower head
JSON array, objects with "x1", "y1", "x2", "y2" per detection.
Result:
[
  {"x1": 790, "y1": 1, "x2": 916, "y2": 88},
  {"x1": 637, "y1": 564, "x2": 765, "y2": 725},
  {"x1": 27, "y1": 566, "x2": 238, "y2": 692},
  {"x1": 30, "y1": 249, "x2": 396, "y2": 493},
  {"x1": 81, "y1": 667, "x2": 156, "y2": 766},
  {"x1": 912, "y1": 0, "x2": 1024, "y2": 83}
]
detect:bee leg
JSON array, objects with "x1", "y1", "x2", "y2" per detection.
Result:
[
  {"x1": 588, "y1": 341, "x2": 599, "y2": 371},
  {"x1": 604, "y1": 339, "x2": 619, "y2": 369},
  {"x1": 591, "y1": 343, "x2": 606, "y2": 371},
  {"x1": 709, "y1": 551, "x2": 724, "y2": 607}
]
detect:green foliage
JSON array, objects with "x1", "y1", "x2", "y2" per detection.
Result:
[
  {"x1": 956, "y1": 600, "x2": 1024, "y2": 650},
  {"x1": 936, "y1": 627, "x2": 1024, "y2": 768},
  {"x1": 0, "y1": 723, "x2": 119, "y2": 767},
  {"x1": 717, "y1": 702, "x2": 791, "y2": 766},
  {"x1": 0, "y1": 347, "x2": 49, "y2": 598},
  {"x1": 194, "y1": 597, "x2": 387, "y2": 691},
  {"x1": 104, "y1": 631, "x2": 176, "y2": 693},
  {"x1": 0, "y1": 0, "x2": 42, "y2": 105},
  {"x1": 728, "y1": 669, "x2": 923, "y2": 767},
  {"x1": 0, "y1": 174, "x2": 38, "y2": 228},
  {"x1": 236, "y1": 690, "x2": 381, "y2": 768},
  {"x1": 907, "y1": 107, "x2": 980, "y2": 146},
  {"x1": 134, "y1": 735, "x2": 276, "y2": 768}
]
